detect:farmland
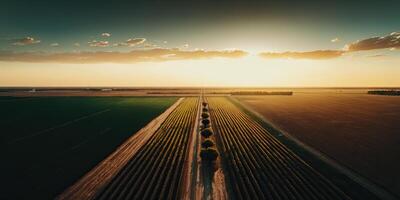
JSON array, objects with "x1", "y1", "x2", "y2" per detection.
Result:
[
  {"x1": 95, "y1": 97, "x2": 198, "y2": 200},
  {"x1": 236, "y1": 93, "x2": 400, "y2": 197},
  {"x1": 1, "y1": 89, "x2": 398, "y2": 200},
  {"x1": 0, "y1": 96, "x2": 177, "y2": 199},
  {"x1": 207, "y1": 97, "x2": 351, "y2": 199}
]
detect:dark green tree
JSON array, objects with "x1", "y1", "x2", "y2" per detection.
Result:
[
  {"x1": 202, "y1": 139, "x2": 215, "y2": 148},
  {"x1": 201, "y1": 112, "x2": 209, "y2": 119},
  {"x1": 200, "y1": 148, "x2": 219, "y2": 161},
  {"x1": 201, "y1": 128, "x2": 213, "y2": 138},
  {"x1": 202, "y1": 118, "x2": 210, "y2": 126}
]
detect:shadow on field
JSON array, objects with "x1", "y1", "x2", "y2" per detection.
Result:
[{"x1": 200, "y1": 161, "x2": 217, "y2": 199}]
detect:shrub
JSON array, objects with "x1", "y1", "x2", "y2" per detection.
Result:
[
  {"x1": 201, "y1": 112, "x2": 209, "y2": 119},
  {"x1": 200, "y1": 148, "x2": 219, "y2": 161},
  {"x1": 202, "y1": 139, "x2": 215, "y2": 148},
  {"x1": 202, "y1": 102, "x2": 208, "y2": 107},
  {"x1": 201, "y1": 118, "x2": 210, "y2": 126},
  {"x1": 201, "y1": 128, "x2": 213, "y2": 138},
  {"x1": 202, "y1": 108, "x2": 208, "y2": 112}
]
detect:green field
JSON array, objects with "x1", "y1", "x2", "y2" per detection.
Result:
[{"x1": 0, "y1": 96, "x2": 177, "y2": 199}]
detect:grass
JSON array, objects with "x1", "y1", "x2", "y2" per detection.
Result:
[{"x1": 0, "y1": 96, "x2": 177, "y2": 199}]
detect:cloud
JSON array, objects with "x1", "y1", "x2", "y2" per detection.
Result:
[
  {"x1": 182, "y1": 44, "x2": 189, "y2": 48},
  {"x1": 345, "y1": 32, "x2": 400, "y2": 51},
  {"x1": 12, "y1": 37, "x2": 41, "y2": 46},
  {"x1": 113, "y1": 38, "x2": 146, "y2": 47},
  {"x1": 259, "y1": 50, "x2": 344, "y2": 60},
  {"x1": 143, "y1": 43, "x2": 157, "y2": 48},
  {"x1": 88, "y1": 40, "x2": 109, "y2": 47},
  {"x1": 74, "y1": 43, "x2": 80, "y2": 47},
  {"x1": 0, "y1": 48, "x2": 247, "y2": 64},
  {"x1": 50, "y1": 43, "x2": 59, "y2": 47},
  {"x1": 259, "y1": 31, "x2": 400, "y2": 60},
  {"x1": 367, "y1": 54, "x2": 386, "y2": 58},
  {"x1": 125, "y1": 38, "x2": 146, "y2": 46},
  {"x1": 113, "y1": 43, "x2": 127, "y2": 47},
  {"x1": 331, "y1": 38, "x2": 339, "y2": 43},
  {"x1": 101, "y1": 33, "x2": 111, "y2": 37}
]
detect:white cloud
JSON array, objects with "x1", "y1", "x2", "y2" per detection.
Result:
[
  {"x1": 331, "y1": 38, "x2": 339, "y2": 43},
  {"x1": 50, "y1": 43, "x2": 59, "y2": 47},
  {"x1": 101, "y1": 33, "x2": 111, "y2": 37},
  {"x1": 88, "y1": 40, "x2": 109, "y2": 47},
  {"x1": 126, "y1": 38, "x2": 146, "y2": 46},
  {"x1": 113, "y1": 38, "x2": 146, "y2": 47}
]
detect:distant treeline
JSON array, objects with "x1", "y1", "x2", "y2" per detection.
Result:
[
  {"x1": 367, "y1": 90, "x2": 400, "y2": 96},
  {"x1": 231, "y1": 91, "x2": 293, "y2": 95},
  {"x1": 147, "y1": 92, "x2": 199, "y2": 94},
  {"x1": 148, "y1": 91, "x2": 294, "y2": 95}
]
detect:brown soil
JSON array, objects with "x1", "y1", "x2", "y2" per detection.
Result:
[
  {"x1": 237, "y1": 93, "x2": 400, "y2": 196},
  {"x1": 181, "y1": 97, "x2": 201, "y2": 200}
]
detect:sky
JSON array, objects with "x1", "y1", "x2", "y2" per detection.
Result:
[{"x1": 0, "y1": 0, "x2": 399, "y2": 87}]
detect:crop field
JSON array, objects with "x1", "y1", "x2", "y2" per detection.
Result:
[
  {"x1": 236, "y1": 93, "x2": 400, "y2": 197},
  {"x1": 0, "y1": 96, "x2": 177, "y2": 199},
  {"x1": 95, "y1": 97, "x2": 198, "y2": 200},
  {"x1": 207, "y1": 97, "x2": 351, "y2": 200},
  {"x1": 2, "y1": 92, "x2": 396, "y2": 200}
]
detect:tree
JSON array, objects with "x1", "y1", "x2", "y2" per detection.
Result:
[
  {"x1": 201, "y1": 128, "x2": 213, "y2": 138},
  {"x1": 202, "y1": 118, "x2": 210, "y2": 126},
  {"x1": 202, "y1": 102, "x2": 208, "y2": 107},
  {"x1": 202, "y1": 139, "x2": 215, "y2": 148},
  {"x1": 201, "y1": 112, "x2": 209, "y2": 119},
  {"x1": 202, "y1": 108, "x2": 208, "y2": 112},
  {"x1": 200, "y1": 148, "x2": 219, "y2": 161}
]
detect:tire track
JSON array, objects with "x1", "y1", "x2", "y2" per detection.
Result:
[{"x1": 8, "y1": 109, "x2": 111, "y2": 144}]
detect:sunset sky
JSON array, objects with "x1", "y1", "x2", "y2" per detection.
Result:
[{"x1": 1, "y1": 0, "x2": 399, "y2": 87}]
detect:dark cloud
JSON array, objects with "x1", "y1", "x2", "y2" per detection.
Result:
[
  {"x1": 259, "y1": 31, "x2": 400, "y2": 60},
  {"x1": 259, "y1": 50, "x2": 344, "y2": 60},
  {"x1": 12, "y1": 37, "x2": 41, "y2": 46},
  {"x1": 0, "y1": 48, "x2": 247, "y2": 64},
  {"x1": 345, "y1": 32, "x2": 400, "y2": 51}
]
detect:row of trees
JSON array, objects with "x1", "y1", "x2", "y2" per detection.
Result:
[
  {"x1": 200, "y1": 101, "x2": 219, "y2": 161},
  {"x1": 368, "y1": 90, "x2": 400, "y2": 96}
]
